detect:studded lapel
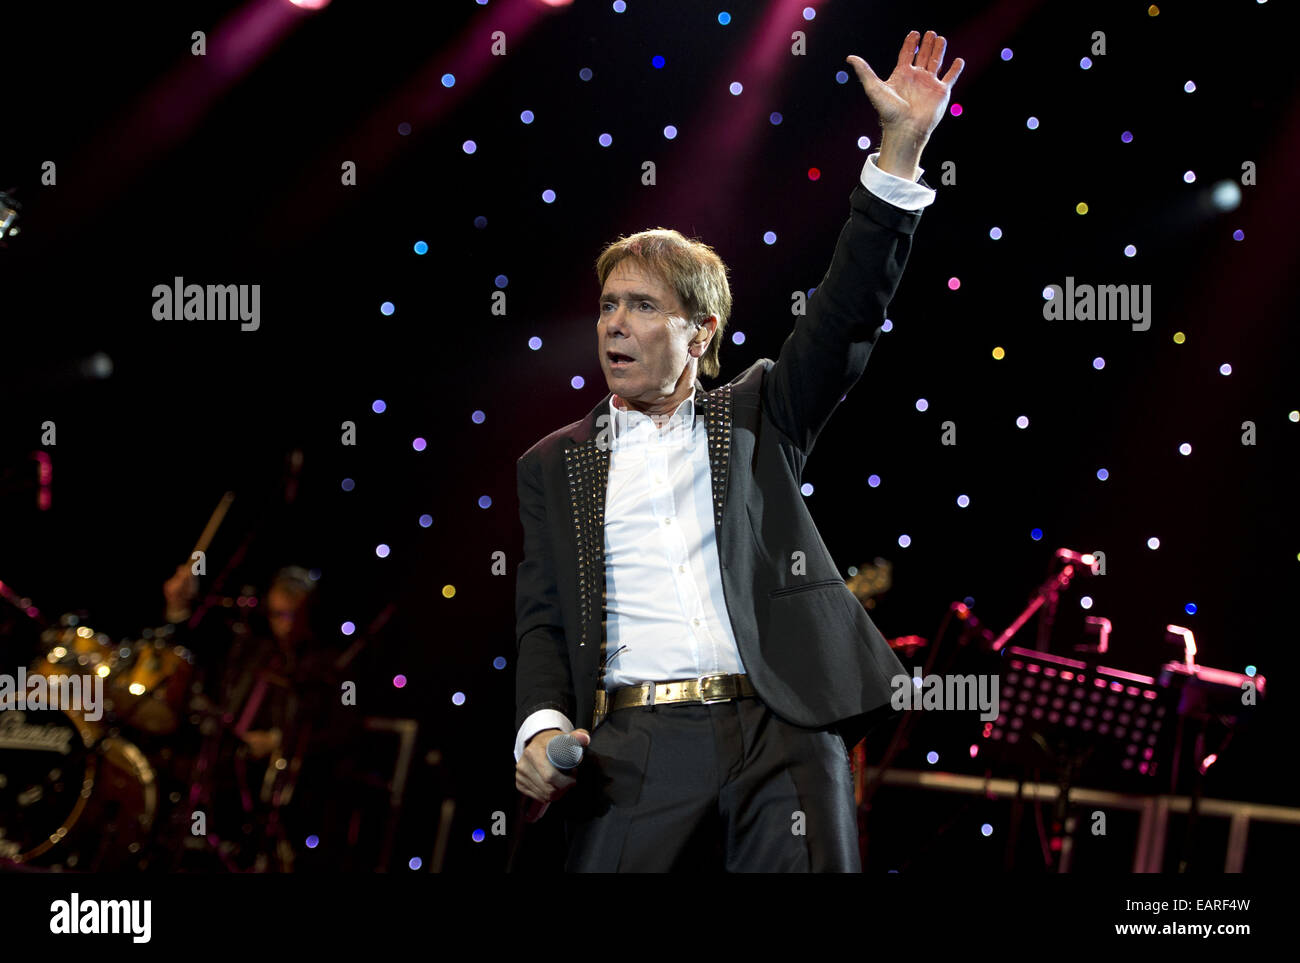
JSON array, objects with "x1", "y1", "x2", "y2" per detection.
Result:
[{"x1": 563, "y1": 381, "x2": 734, "y2": 654}]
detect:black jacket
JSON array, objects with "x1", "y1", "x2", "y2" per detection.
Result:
[{"x1": 515, "y1": 181, "x2": 923, "y2": 748}]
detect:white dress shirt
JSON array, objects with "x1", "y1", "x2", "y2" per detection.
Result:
[{"x1": 514, "y1": 152, "x2": 934, "y2": 762}]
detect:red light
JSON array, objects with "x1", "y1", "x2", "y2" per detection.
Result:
[{"x1": 807, "y1": 167, "x2": 821, "y2": 181}]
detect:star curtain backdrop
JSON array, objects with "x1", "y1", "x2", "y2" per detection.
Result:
[{"x1": 1, "y1": 0, "x2": 1297, "y2": 872}]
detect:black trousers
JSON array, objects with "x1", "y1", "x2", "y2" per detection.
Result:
[{"x1": 561, "y1": 696, "x2": 860, "y2": 872}]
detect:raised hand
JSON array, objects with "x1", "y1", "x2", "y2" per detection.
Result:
[{"x1": 847, "y1": 30, "x2": 964, "y2": 141}]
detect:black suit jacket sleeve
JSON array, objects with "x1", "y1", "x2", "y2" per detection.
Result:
[
  {"x1": 763, "y1": 181, "x2": 922, "y2": 462},
  {"x1": 514, "y1": 450, "x2": 575, "y2": 731}
]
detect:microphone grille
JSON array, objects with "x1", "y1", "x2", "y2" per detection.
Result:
[{"x1": 546, "y1": 733, "x2": 584, "y2": 770}]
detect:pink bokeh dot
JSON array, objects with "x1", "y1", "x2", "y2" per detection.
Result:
[
  {"x1": 947, "y1": 277, "x2": 961, "y2": 291},
  {"x1": 950, "y1": 103, "x2": 962, "y2": 116}
]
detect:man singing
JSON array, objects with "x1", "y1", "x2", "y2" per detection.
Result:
[{"x1": 513, "y1": 29, "x2": 963, "y2": 871}]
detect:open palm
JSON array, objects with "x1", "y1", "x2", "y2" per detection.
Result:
[{"x1": 847, "y1": 30, "x2": 964, "y2": 138}]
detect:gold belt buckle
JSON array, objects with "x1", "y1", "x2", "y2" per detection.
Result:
[{"x1": 697, "y1": 673, "x2": 732, "y2": 704}]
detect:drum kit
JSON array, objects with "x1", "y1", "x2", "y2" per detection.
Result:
[{"x1": 0, "y1": 613, "x2": 201, "y2": 870}]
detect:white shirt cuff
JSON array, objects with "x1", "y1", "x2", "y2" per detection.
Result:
[
  {"x1": 860, "y1": 152, "x2": 936, "y2": 210},
  {"x1": 514, "y1": 709, "x2": 575, "y2": 763}
]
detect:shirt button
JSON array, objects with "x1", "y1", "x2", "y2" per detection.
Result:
[
  {"x1": 664, "y1": 518, "x2": 672, "y2": 525},
  {"x1": 678, "y1": 565, "x2": 686, "y2": 572},
  {"x1": 693, "y1": 618, "x2": 701, "y2": 625}
]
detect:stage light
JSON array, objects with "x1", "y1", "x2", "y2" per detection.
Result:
[
  {"x1": 1124, "y1": 244, "x2": 1136, "y2": 257},
  {"x1": 663, "y1": 126, "x2": 677, "y2": 140},
  {"x1": 398, "y1": 121, "x2": 410, "y2": 134},
  {"x1": 926, "y1": 751, "x2": 939, "y2": 764},
  {"x1": 419, "y1": 514, "x2": 432, "y2": 528},
  {"x1": 380, "y1": 301, "x2": 395, "y2": 315},
  {"x1": 452, "y1": 692, "x2": 466, "y2": 705},
  {"x1": 915, "y1": 398, "x2": 929, "y2": 411},
  {"x1": 462, "y1": 140, "x2": 476, "y2": 154},
  {"x1": 807, "y1": 167, "x2": 820, "y2": 180},
  {"x1": 729, "y1": 82, "x2": 743, "y2": 95},
  {"x1": 1185, "y1": 602, "x2": 1198, "y2": 615},
  {"x1": 414, "y1": 240, "x2": 428, "y2": 254},
  {"x1": 1031, "y1": 528, "x2": 1043, "y2": 541},
  {"x1": 801, "y1": 483, "x2": 813, "y2": 496},
  {"x1": 372, "y1": 399, "x2": 387, "y2": 413},
  {"x1": 409, "y1": 857, "x2": 422, "y2": 870},
  {"x1": 528, "y1": 336, "x2": 542, "y2": 350},
  {"x1": 1093, "y1": 357, "x2": 1105, "y2": 370},
  {"x1": 1081, "y1": 596, "x2": 1093, "y2": 609},
  {"x1": 880, "y1": 318, "x2": 893, "y2": 332},
  {"x1": 442, "y1": 585, "x2": 456, "y2": 599},
  {"x1": 1147, "y1": 537, "x2": 1160, "y2": 550},
  {"x1": 341, "y1": 478, "x2": 355, "y2": 492},
  {"x1": 867, "y1": 474, "x2": 881, "y2": 488},
  {"x1": 1016, "y1": 416, "x2": 1029, "y2": 429},
  {"x1": 947, "y1": 277, "x2": 961, "y2": 290},
  {"x1": 1000, "y1": 48, "x2": 1013, "y2": 61},
  {"x1": 718, "y1": 12, "x2": 731, "y2": 25},
  {"x1": 1211, "y1": 180, "x2": 1241, "y2": 211},
  {"x1": 1173, "y1": 331, "x2": 1186, "y2": 344},
  {"x1": 1184, "y1": 80, "x2": 1196, "y2": 93},
  {"x1": 493, "y1": 657, "x2": 507, "y2": 670},
  {"x1": 494, "y1": 274, "x2": 508, "y2": 288},
  {"x1": 1179, "y1": 443, "x2": 1192, "y2": 455},
  {"x1": 472, "y1": 410, "x2": 485, "y2": 424},
  {"x1": 1097, "y1": 468, "x2": 1109, "y2": 480},
  {"x1": 1233, "y1": 229, "x2": 1245, "y2": 240},
  {"x1": 989, "y1": 226, "x2": 1002, "y2": 239},
  {"x1": 289, "y1": 0, "x2": 330, "y2": 9},
  {"x1": 1076, "y1": 202, "x2": 1089, "y2": 215},
  {"x1": 652, "y1": 55, "x2": 665, "y2": 69},
  {"x1": 770, "y1": 112, "x2": 783, "y2": 125},
  {"x1": 763, "y1": 231, "x2": 777, "y2": 245},
  {"x1": 598, "y1": 133, "x2": 612, "y2": 146},
  {"x1": 1183, "y1": 170, "x2": 1196, "y2": 183},
  {"x1": 474, "y1": 215, "x2": 488, "y2": 228},
  {"x1": 1026, "y1": 116, "x2": 1039, "y2": 129},
  {"x1": 571, "y1": 375, "x2": 584, "y2": 388},
  {"x1": 1290, "y1": 411, "x2": 1299, "y2": 423},
  {"x1": 950, "y1": 103, "x2": 962, "y2": 116},
  {"x1": 412, "y1": 438, "x2": 427, "y2": 452},
  {"x1": 341, "y1": 621, "x2": 355, "y2": 635},
  {"x1": 957, "y1": 494, "x2": 970, "y2": 508},
  {"x1": 579, "y1": 67, "x2": 593, "y2": 81},
  {"x1": 542, "y1": 189, "x2": 556, "y2": 203},
  {"x1": 441, "y1": 74, "x2": 455, "y2": 88},
  {"x1": 393, "y1": 675, "x2": 407, "y2": 688},
  {"x1": 898, "y1": 534, "x2": 912, "y2": 548},
  {"x1": 375, "y1": 544, "x2": 390, "y2": 558},
  {"x1": 305, "y1": 835, "x2": 319, "y2": 848},
  {"x1": 981, "y1": 824, "x2": 993, "y2": 837},
  {"x1": 992, "y1": 346, "x2": 1005, "y2": 360},
  {"x1": 478, "y1": 495, "x2": 492, "y2": 509},
  {"x1": 1121, "y1": 130, "x2": 1134, "y2": 143},
  {"x1": 1219, "y1": 363, "x2": 1232, "y2": 376},
  {"x1": 731, "y1": 331, "x2": 746, "y2": 344}
]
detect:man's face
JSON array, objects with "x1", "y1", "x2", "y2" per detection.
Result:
[
  {"x1": 598, "y1": 260, "x2": 700, "y2": 409},
  {"x1": 266, "y1": 586, "x2": 309, "y2": 646}
]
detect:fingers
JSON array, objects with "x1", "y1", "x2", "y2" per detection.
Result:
[
  {"x1": 941, "y1": 57, "x2": 965, "y2": 88},
  {"x1": 914, "y1": 30, "x2": 935, "y2": 69},
  {"x1": 895, "y1": 30, "x2": 919, "y2": 72},
  {"x1": 928, "y1": 35, "x2": 947, "y2": 74}
]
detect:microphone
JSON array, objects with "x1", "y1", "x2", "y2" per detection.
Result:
[{"x1": 546, "y1": 732, "x2": 585, "y2": 770}]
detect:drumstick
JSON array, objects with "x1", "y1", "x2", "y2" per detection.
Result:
[{"x1": 191, "y1": 491, "x2": 235, "y2": 560}]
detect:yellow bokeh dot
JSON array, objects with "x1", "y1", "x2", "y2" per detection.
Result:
[
  {"x1": 992, "y1": 346, "x2": 1006, "y2": 360},
  {"x1": 1173, "y1": 331, "x2": 1186, "y2": 344},
  {"x1": 442, "y1": 584, "x2": 456, "y2": 598},
  {"x1": 1076, "y1": 202, "x2": 1088, "y2": 215},
  {"x1": 1148, "y1": 5, "x2": 1160, "y2": 16}
]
